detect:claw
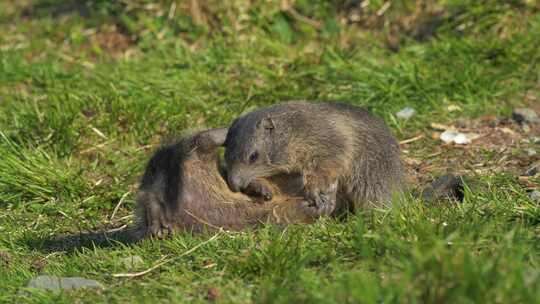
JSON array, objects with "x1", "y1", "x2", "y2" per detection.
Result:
[
  {"x1": 259, "y1": 184, "x2": 273, "y2": 201},
  {"x1": 243, "y1": 181, "x2": 273, "y2": 201},
  {"x1": 305, "y1": 183, "x2": 338, "y2": 216}
]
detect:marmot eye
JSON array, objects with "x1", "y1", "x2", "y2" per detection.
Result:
[{"x1": 248, "y1": 151, "x2": 259, "y2": 164}]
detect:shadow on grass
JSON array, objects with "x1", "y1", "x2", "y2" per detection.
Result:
[
  {"x1": 21, "y1": 0, "x2": 108, "y2": 19},
  {"x1": 22, "y1": 174, "x2": 467, "y2": 254},
  {"x1": 23, "y1": 228, "x2": 145, "y2": 254}
]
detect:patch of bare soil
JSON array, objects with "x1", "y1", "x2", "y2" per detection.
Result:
[
  {"x1": 402, "y1": 109, "x2": 540, "y2": 190},
  {"x1": 89, "y1": 26, "x2": 136, "y2": 59}
]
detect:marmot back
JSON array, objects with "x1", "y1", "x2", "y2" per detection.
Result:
[{"x1": 224, "y1": 101, "x2": 405, "y2": 214}]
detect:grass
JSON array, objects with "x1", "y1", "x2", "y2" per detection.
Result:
[{"x1": 0, "y1": 0, "x2": 539, "y2": 303}]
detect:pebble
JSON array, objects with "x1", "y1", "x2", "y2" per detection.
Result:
[
  {"x1": 440, "y1": 130, "x2": 459, "y2": 143},
  {"x1": 512, "y1": 108, "x2": 539, "y2": 124},
  {"x1": 421, "y1": 174, "x2": 464, "y2": 203},
  {"x1": 25, "y1": 275, "x2": 104, "y2": 293},
  {"x1": 527, "y1": 149, "x2": 537, "y2": 157},
  {"x1": 525, "y1": 162, "x2": 540, "y2": 177},
  {"x1": 396, "y1": 107, "x2": 416, "y2": 119},
  {"x1": 120, "y1": 255, "x2": 144, "y2": 270},
  {"x1": 440, "y1": 130, "x2": 478, "y2": 145},
  {"x1": 528, "y1": 190, "x2": 540, "y2": 201},
  {"x1": 453, "y1": 133, "x2": 471, "y2": 145}
]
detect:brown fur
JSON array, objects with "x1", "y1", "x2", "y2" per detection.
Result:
[
  {"x1": 224, "y1": 101, "x2": 405, "y2": 215},
  {"x1": 134, "y1": 128, "x2": 316, "y2": 238}
]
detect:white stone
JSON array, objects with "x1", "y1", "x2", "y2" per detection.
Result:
[
  {"x1": 454, "y1": 133, "x2": 471, "y2": 144},
  {"x1": 440, "y1": 130, "x2": 458, "y2": 143},
  {"x1": 25, "y1": 275, "x2": 103, "y2": 293}
]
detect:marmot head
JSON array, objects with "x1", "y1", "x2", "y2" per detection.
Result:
[{"x1": 224, "y1": 113, "x2": 290, "y2": 192}]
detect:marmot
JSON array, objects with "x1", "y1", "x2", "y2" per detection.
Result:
[
  {"x1": 224, "y1": 101, "x2": 405, "y2": 215},
  {"x1": 134, "y1": 128, "x2": 317, "y2": 238}
]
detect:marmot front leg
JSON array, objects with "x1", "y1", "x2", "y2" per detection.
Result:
[
  {"x1": 302, "y1": 174, "x2": 338, "y2": 216},
  {"x1": 242, "y1": 179, "x2": 273, "y2": 201}
]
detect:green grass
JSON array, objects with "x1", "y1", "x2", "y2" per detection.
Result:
[{"x1": 1, "y1": 1, "x2": 539, "y2": 303}]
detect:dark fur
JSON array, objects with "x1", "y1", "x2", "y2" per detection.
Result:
[
  {"x1": 134, "y1": 128, "x2": 316, "y2": 238},
  {"x1": 224, "y1": 101, "x2": 405, "y2": 214}
]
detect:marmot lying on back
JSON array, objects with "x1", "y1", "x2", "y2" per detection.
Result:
[
  {"x1": 134, "y1": 128, "x2": 317, "y2": 238},
  {"x1": 224, "y1": 101, "x2": 405, "y2": 215}
]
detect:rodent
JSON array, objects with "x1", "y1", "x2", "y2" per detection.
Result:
[
  {"x1": 134, "y1": 128, "x2": 317, "y2": 238},
  {"x1": 224, "y1": 101, "x2": 405, "y2": 215},
  {"x1": 44, "y1": 123, "x2": 462, "y2": 245}
]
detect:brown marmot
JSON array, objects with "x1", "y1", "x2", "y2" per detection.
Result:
[
  {"x1": 224, "y1": 101, "x2": 405, "y2": 215},
  {"x1": 134, "y1": 128, "x2": 317, "y2": 238}
]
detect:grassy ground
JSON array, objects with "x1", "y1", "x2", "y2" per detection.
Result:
[{"x1": 0, "y1": 1, "x2": 539, "y2": 303}]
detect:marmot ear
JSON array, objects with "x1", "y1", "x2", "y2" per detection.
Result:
[{"x1": 258, "y1": 117, "x2": 275, "y2": 130}]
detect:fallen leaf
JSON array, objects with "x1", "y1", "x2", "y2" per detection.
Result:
[
  {"x1": 206, "y1": 287, "x2": 221, "y2": 301},
  {"x1": 500, "y1": 127, "x2": 517, "y2": 136},
  {"x1": 0, "y1": 251, "x2": 11, "y2": 266},
  {"x1": 399, "y1": 134, "x2": 424, "y2": 145},
  {"x1": 31, "y1": 259, "x2": 47, "y2": 272},
  {"x1": 447, "y1": 104, "x2": 461, "y2": 112},
  {"x1": 430, "y1": 123, "x2": 451, "y2": 131},
  {"x1": 403, "y1": 156, "x2": 421, "y2": 166}
]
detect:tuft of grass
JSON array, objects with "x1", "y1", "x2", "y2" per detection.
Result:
[{"x1": 0, "y1": 132, "x2": 88, "y2": 209}]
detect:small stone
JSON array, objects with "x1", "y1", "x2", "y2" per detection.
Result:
[
  {"x1": 55, "y1": 277, "x2": 104, "y2": 291},
  {"x1": 454, "y1": 133, "x2": 471, "y2": 145},
  {"x1": 522, "y1": 124, "x2": 531, "y2": 133},
  {"x1": 512, "y1": 108, "x2": 539, "y2": 124},
  {"x1": 26, "y1": 276, "x2": 61, "y2": 293},
  {"x1": 120, "y1": 255, "x2": 144, "y2": 270},
  {"x1": 421, "y1": 174, "x2": 465, "y2": 203},
  {"x1": 528, "y1": 190, "x2": 540, "y2": 201},
  {"x1": 440, "y1": 130, "x2": 459, "y2": 143},
  {"x1": 26, "y1": 275, "x2": 104, "y2": 293},
  {"x1": 440, "y1": 130, "x2": 478, "y2": 145},
  {"x1": 524, "y1": 162, "x2": 540, "y2": 176},
  {"x1": 396, "y1": 107, "x2": 416, "y2": 119},
  {"x1": 527, "y1": 149, "x2": 537, "y2": 157}
]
